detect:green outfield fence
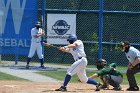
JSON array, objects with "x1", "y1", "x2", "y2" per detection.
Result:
[{"x1": 2, "y1": 0, "x2": 140, "y2": 69}]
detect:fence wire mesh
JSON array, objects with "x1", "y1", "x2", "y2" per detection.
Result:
[
  {"x1": 1, "y1": 0, "x2": 140, "y2": 73},
  {"x1": 40, "y1": 0, "x2": 140, "y2": 67}
]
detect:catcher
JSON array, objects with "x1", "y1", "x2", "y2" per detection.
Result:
[{"x1": 89, "y1": 59, "x2": 123, "y2": 91}]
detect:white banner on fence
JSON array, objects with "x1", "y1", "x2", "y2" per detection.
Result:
[{"x1": 47, "y1": 14, "x2": 76, "y2": 44}]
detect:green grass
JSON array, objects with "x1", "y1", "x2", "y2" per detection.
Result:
[
  {"x1": 0, "y1": 72, "x2": 27, "y2": 81},
  {"x1": 36, "y1": 71, "x2": 106, "y2": 83},
  {"x1": 36, "y1": 71, "x2": 140, "y2": 85},
  {"x1": 47, "y1": 63, "x2": 128, "y2": 71}
]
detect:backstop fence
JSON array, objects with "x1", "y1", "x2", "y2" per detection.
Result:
[{"x1": 1, "y1": 0, "x2": 140, "y2": 67}]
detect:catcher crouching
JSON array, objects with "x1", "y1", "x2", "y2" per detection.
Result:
[{"x1": 89, "y1": 59, "x2": 123, "y2": 91}]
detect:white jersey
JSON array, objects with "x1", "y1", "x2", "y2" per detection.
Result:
[
  {"x1": 28, "y1": 27, "x2": 43, "y2": 59},
  {"x1": 67, "y1": 40, "x2": 88, "y2": 83},
  {"x1": 31, "y1": 27, "x2": 43, "y2": 43},
  {"x1": 125, "y1": 46, "x2": 140, "y2": 64},
  {"x1": 69, "y1": 40, "x2": 86, "y2": 61}
]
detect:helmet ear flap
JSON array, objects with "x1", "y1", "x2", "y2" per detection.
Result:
[{"x1": 96, "y1": 63, "x2": 103, "y2": 70}]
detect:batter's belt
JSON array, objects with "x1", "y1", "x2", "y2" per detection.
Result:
[{"x1": 76, "y1": 56, "x2": 86, "y2": 61}]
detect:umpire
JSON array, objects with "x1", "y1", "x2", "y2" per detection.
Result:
[{"x1": 120, "y1": 41, "x2": 140, "y2": 91}]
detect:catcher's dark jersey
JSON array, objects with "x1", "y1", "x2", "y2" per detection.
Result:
[{"x1": 96, "y1": 63, "x2": 122, "y2": 77}]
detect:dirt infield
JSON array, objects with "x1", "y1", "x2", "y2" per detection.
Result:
[{"x1": 0, "y1": 81, "x2": 139, "y2": 93}]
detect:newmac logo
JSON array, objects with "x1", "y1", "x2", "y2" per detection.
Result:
[
  {"x1": 0, "y1": 0, "x2": 26, "y2": 34},
  {"x1": 52, "y1": 20, "x2": 70, "y2": 35}
]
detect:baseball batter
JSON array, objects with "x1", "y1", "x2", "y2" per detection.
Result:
[
  {"x1": 120, "y1": 41, "x2": 140, "y2": 91},
  {"x1": 55, "y1": 34, "x2": 102, "y2": 91},
  {"x1": 26, "y1": 21, "x2": 45, "y2": 69}
]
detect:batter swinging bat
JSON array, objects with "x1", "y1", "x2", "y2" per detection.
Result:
[{"x1": 43, "y1": 42, "x2": 60, "y2": 49}]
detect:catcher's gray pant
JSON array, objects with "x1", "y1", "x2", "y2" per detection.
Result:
[
  {"x1": 104, "y1": 75, "x2": 123, "y2": 88},
  {"x1": 127, "y1": 63, "x2": 140, "y2": 87},
  {"x1": 110, "y1": 75, "x2": 123, "y2": 84}
]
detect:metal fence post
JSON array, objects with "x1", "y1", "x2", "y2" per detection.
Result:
[
  {"x1": 98, "y1": 0, "x2": 103, "y2": 59},
  {"x1": 41, "y1": 0, "x2": 46, "y2": 58},
  {"x1": 0, "y1": 10, "x2": 3, "y2": 63},
  {"x1": 15, "y1": 35, "x2": 19, "y2": 64}
]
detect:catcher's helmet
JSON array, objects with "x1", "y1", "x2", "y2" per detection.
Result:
[
  {"x1": 67, "y1": 34, "x2": 77, "y2": 44},
  {"x1": 96, "y1": 59, "x2": 107, "y2": 70}
]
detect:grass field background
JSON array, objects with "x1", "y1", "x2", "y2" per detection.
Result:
[
  {"x1": 36, "y1": 71, "x2": 140, "y2": 85},
  {"x1": 0, "y1": 72, "x2": 27, "y2": 81},
  {"x1": 0, "y1": 62, "x2": 139, "y2": 85}
]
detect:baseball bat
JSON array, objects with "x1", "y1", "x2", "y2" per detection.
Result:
[{"x1": 42, "y1": 42, "x2": 60, "y2": 49}]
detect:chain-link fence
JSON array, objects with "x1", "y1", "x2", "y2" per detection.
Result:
[
  {"x1": 39, "y1": 0, "x2": 140, "y2": 67},
  {"x1": 1, "y1": 0, "x2": 140, "y2": 69}
]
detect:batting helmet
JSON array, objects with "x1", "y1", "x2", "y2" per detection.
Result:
[
  {"x1": 67, "y1": 34, "x2": 77, "y2": 44},
  {"x1": 96, "y1": 59, "x2": 107, "y2": 70},
  {"x1": 35, "y1": 21, "x2": 41, "y2": 29}
]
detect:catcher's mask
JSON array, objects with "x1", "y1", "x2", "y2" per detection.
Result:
[
  {"x1": 67, "y1": 35, "x2": 77, "y2": 44},
  {"x1": 119, "y1": 41, "x2": 130, "y2": 53},
  {"x1": 35, "y1": 21, "x2": 41, "y2": 29},
  {"x1": 96, "y1": 59, "x2": 107, "y2": 70}
]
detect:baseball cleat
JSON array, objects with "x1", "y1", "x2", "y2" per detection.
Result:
[
  {"x1": 126, "y1": 86, "x2": 139, "y2": 91},
  {"x1": 40, "y1": 65, "x2": 45, "y2": 69},
  {"x1": 55, "y1": 86, "x2": 67, "y2": 91},
  {"x1": 95, "y1": 83, "x2": 102, "y2": 91},
  {"x1": 113, "y1": 86, "x2": 122, "y2": 91},
  {"x1": 101, "y1": 84, "x2": 109, "y2": 89}
]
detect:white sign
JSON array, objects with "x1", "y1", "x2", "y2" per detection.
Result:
[{"x1": 47, "y1": 14, "x2": 76, "y2": 44}]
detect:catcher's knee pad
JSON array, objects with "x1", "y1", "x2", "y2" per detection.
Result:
[
  {"x1": 100, "y1": 76, "x2": 104, "y2": 80},
  {"x1": 103, "y1": 74, "x2": 111, "y2": 81},
  {"x1": 108, "y1": 79, "x2": 119, "y2": 87}
]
